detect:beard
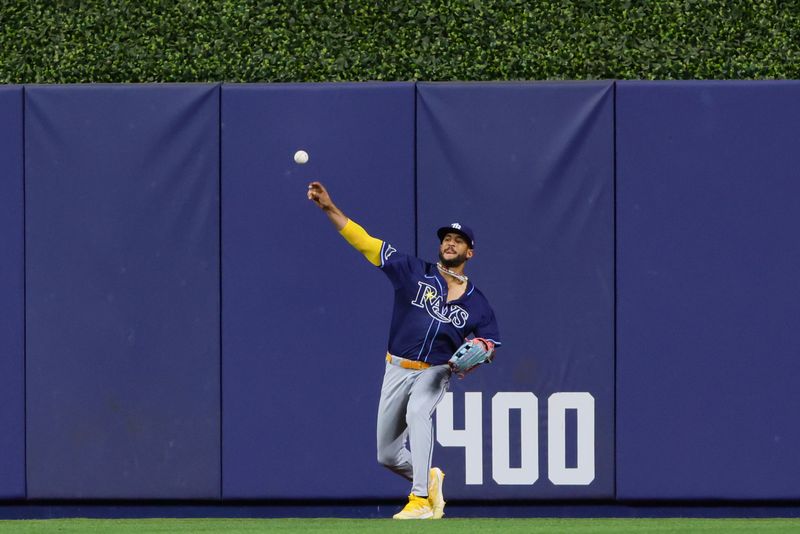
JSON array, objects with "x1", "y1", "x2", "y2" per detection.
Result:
[{"x1": 438, "y1": 249, "x2": 468, "y2": 268}]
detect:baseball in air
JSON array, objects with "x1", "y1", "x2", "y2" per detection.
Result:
[{"x1": 294, "y1": 150, "x2": 309, "y2": 164}]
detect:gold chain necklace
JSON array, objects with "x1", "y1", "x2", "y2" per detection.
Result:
[{"x1": 437, "y1": 263, "x2": 468, "y2": 284}]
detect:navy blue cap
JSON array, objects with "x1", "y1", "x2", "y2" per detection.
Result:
[{"x1": 437, "y1": 223, "x2": 475, "y2": 249}]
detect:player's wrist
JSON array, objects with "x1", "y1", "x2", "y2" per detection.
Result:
[{"x1": 324, "y1": 204, "x2": 343, "y2": 217}]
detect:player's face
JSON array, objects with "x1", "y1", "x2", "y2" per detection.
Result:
[{"x1": 438, "y1": 233, "x2": 473, "y2": 268}]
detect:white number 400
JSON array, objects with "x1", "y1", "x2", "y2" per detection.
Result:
[{"x1": 436, "y1": 392, "x2": 595, "y2": 485}]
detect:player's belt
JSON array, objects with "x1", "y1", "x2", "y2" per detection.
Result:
[{"x1": 386, "y1": 353, "x2": 431, "y2": 370}]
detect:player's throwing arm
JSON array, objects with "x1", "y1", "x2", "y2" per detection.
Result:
[{"x1": 307, "y1": 181, "x2": 347, "y2": 230}]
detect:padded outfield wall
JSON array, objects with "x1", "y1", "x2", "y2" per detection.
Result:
[{"x1": 0, "y1": 81, "x2": 798, "y2": 502}]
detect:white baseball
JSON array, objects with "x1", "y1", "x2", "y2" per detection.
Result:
[{"x1": 294, "y1": 150, "x2": 309, "y2": 164}]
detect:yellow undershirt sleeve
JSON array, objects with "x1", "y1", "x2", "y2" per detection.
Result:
[{"x1": 339, "y1": 219, "x2": 383, "y2": 267}]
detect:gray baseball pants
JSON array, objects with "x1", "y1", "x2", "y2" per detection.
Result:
[{"x1": 376, "y1": 360, "x2": 451, "y2": 497}]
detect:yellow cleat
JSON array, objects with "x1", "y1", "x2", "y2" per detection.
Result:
[
  {"x1": 392, "y1": 493, "x2": 434, "y2": 520},
  {"x1": 428, "y1": 467, "x2": 446, "y2": 519}
]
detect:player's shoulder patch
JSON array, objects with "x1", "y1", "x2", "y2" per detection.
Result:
[{"x1": 380, "y1": 242, "x2": 397, "y2": 266}]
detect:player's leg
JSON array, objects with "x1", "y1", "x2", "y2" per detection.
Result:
[
  {"x1": 391, "y1": 365, "x2": 449, "y2": 520},
  {"x1": 376, "y1": 361, "x2": 413, "y2": 480},
  {"x1": 406, "y1": 365, "x2": 450, "y2": 498}
]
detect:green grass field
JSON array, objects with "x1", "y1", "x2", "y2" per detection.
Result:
[{"x1": 1, "y1": 518, "x2": 800, "y2": 534}]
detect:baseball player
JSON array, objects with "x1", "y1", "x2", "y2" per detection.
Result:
[{"x1": 307, "y1": 181, "x2": 501, "y2": 520}]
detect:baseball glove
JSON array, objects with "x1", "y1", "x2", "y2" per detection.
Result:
[{"x1": 448, "y1": 338, "x2": 495, "y2": 378}]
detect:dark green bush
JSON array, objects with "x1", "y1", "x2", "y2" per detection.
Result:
[{"x1": 2, "y1": 0, "x2": 799, "y2": 83}]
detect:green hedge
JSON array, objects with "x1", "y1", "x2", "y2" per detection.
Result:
[{"x1": 2, "y1": 0, "x2": 799, "y2": 83}]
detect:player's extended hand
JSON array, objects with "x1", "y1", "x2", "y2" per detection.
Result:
[
  {"x1": 307, "y1": 181, "x2": 348, "y2": 230},
  {"x1": 307, "y1": 181, "x2": 333, "y2": 210}
]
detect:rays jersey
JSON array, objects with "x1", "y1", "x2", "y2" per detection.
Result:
[
  {"x1": 339, "y1": 219, "x2": 501, "y2": 366},
  {"x1": 379, "y1": 243, "x2": 501, "y2": 365}
]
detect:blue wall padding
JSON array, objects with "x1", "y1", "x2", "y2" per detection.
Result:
[
  {"x1": 416, "y1": 82, "x2": 615, "y2": 499},
  {"x1": 7, "y1": 80, "x2": 800, "y2": 504},
  {"x1": 25, "y1": 85, "x2": 221, "y2": 499},
  {"x1": 616, "y1": 81, "x2": 800, "y2": 500},
  {"x1": 0, "y1": 86, "x2": 25, "y2": 499},
  {"x1": 221, "y1": 83, "x2": 416, "y2": 498}
]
